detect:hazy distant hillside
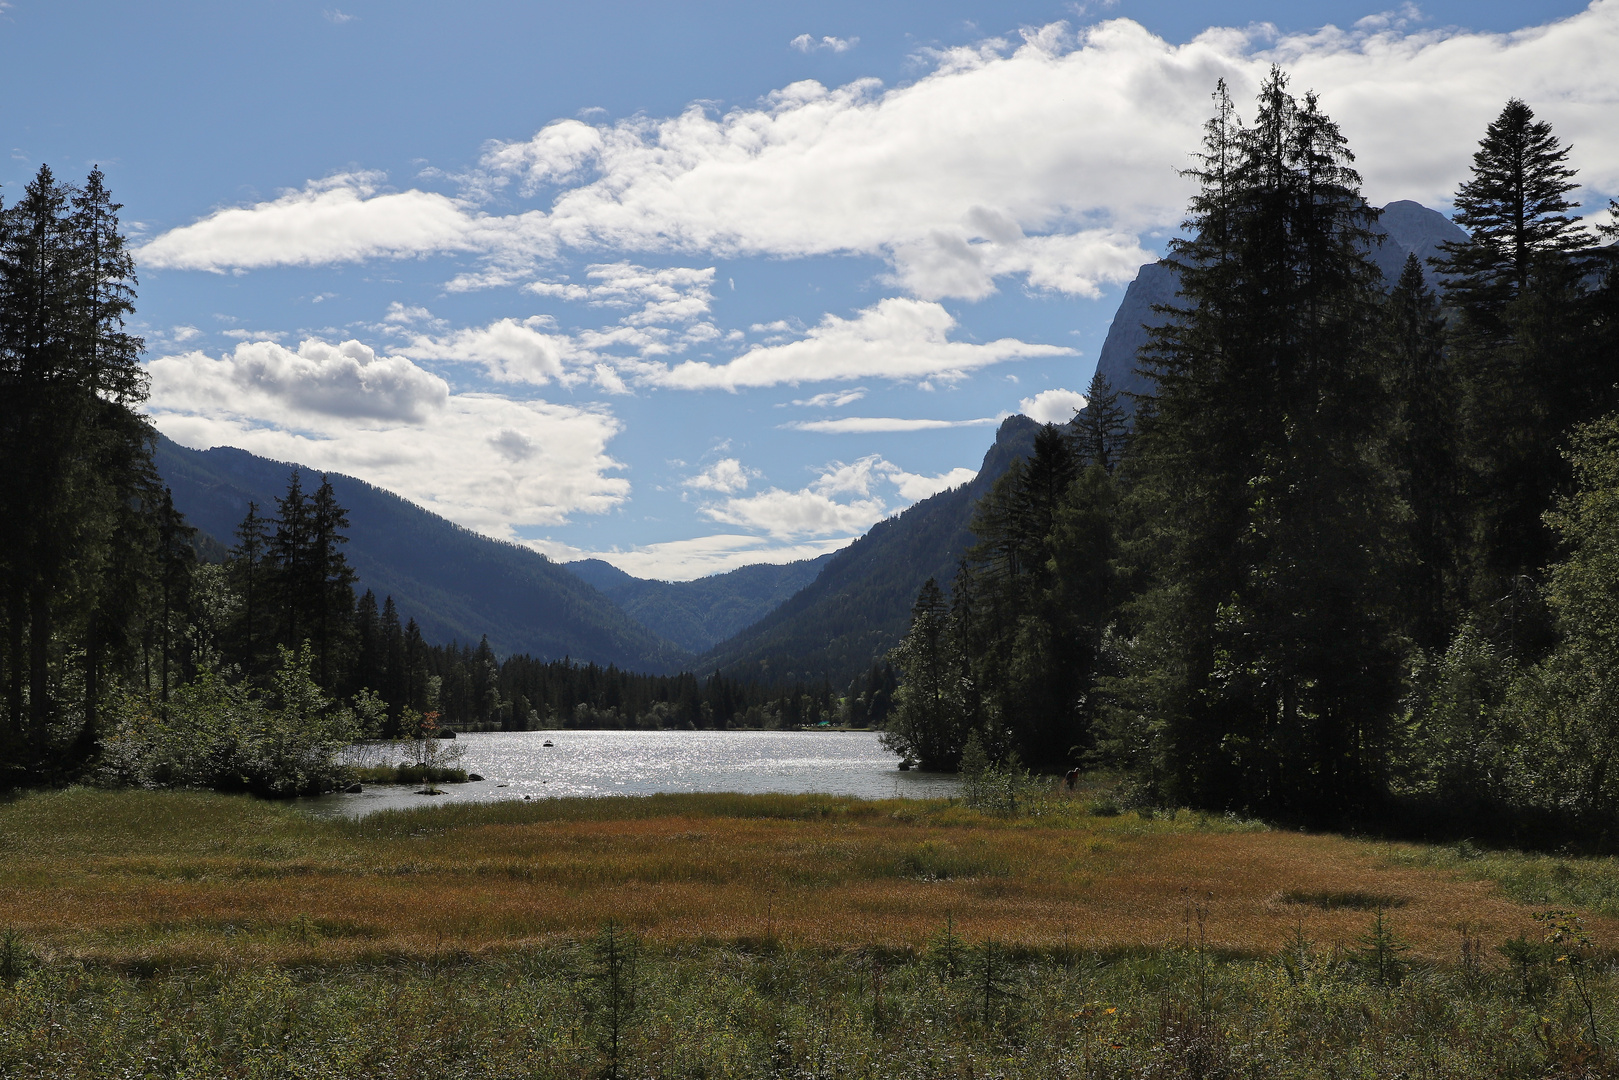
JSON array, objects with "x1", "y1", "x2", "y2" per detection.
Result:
[
  {"x1": 567, "y1": 555, "x2": 833, "y2": 654},
  {"x1": 700, "y1": 416, "x2": 1042, "y2": 687},
  {"x1": 153, "y1": 436, "x2": 688, "y2": 672}
]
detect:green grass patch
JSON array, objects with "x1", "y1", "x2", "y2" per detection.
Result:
[
  {"x1": 1384, "y1": 839, "x2": 1619, "y2": 916},
  {"x1": 1, "y1": 936, "x2": 1613, "y2": 1078}
]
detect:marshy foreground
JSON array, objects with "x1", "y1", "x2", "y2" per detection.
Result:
[{"x1": 4, "y1": 788, "x2": 1619, "y2": 1077}]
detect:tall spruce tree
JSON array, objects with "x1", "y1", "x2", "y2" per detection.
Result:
[
  {"x1": 958, "y1": 424, "x2": 1084, "y2": 764},
  {"x1": 1434, "y1": 99, "x2": 1584, "y2": 338},
  {"x1": 308, "y1": 476, "x2": 357, "y2": 689},
  {"x1": 1381, "y1": 253, "x2": 1463, "y2": 652},
  {"x1": 270, "y1": 469, "x2": 313, "y2": 654},
  {"x1": 152, "y1": 488, "x2": 196, "y2": 707},
  {"x1": 229, "y1": 502, "x2": 270, "y2": 674},
  {"x1": 0, "y1": 164, "x2": 154, "y2": 773},
  {"x1": 1075, "y1": 370, "x2": 1128, "y2": 473},
  {"x1": 1124, "y1": 72, "x2": 1400, "y2": 816},
  {"x1": 381, "y1": 594, "x2": 406, "y2": 732},
  {"x1": 403, "y1": 617, "x2": 432, "y2": 714},
  {"x1": 1435, "y1": 100, "x2": 1594, "y2": 635},
  {"x1": 351, "y1": 589, "x2": 383, "y2": 698},
  {"x1": 883, "y1": 579, "x2": 968, "y2": 769}
]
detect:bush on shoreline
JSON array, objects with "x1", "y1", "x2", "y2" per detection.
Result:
[{"x1": 98, "y1": 645, "x2": 360, "y2": 797}]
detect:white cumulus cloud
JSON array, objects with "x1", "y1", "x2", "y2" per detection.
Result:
[
  {"x1": 887, "y1": 466, "x2": 978, "y2": 501},
  {"x1": 139, "y1": 6, "x2": 1619, "y2": 301},
  {"x1": 148, "y1": 338, "x2": 449, "y2": 423},
  {"x1": 684, "y1": 457, "x2": 758, "y2": 494},
  {"x1": 650, "y1": 298, "x2": 1071, "y2": 390},
  {"x1": 698, "y1": 454, "x2": 976, "y2": 539},
  {"x1": 145, "y1": 339, "x2": 628, "y2": 537},
  {"x1": 1019, "y1": 387, "x2": 1088, "y2": 424},
  {"x1": 528, "y1": 263, "x2": 715, "y2": 326},
  {"x1": 481, "y1": 119, "x2": 606, "y2": 194},
  {"x1": 400, "y1": 316, "x2": 584, "y2": 385},
  {"x1": 137, "y1": 173, "x2": 483, "y2": 272}
]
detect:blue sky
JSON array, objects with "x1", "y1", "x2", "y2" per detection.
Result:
[{"x1": 3, "y1": 1, "x2": 1613, "y2": 578}]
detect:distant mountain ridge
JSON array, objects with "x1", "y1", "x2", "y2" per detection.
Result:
[
  {"x1": 696, "y1": 416, "x2": 1043, "y2": 687},
  {"x1": 566, "y1": 555, "x2": 832, "y2": 654},
  {"x1": 1095, "y1": 200, "x2": 1467, "y2": 406},
  {"x1": 154, "y1": 436, "x2": 688, "y2": 673},
  {"x1": 149, "y1": 205, "x2": 1463, "y2": 685}
]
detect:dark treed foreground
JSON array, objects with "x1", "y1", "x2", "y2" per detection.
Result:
[{"x1": 882, "y1": 76, "x2": 1619, "y2": 845}]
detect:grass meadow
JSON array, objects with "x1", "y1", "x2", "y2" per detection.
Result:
[{"x1": 5, "y1": 787, "x2": 1619, "y2": 1076}]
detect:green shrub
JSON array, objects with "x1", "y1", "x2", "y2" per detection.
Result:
[{"x1": 100, "y1": 645, "x2": 358, "y2": 797}]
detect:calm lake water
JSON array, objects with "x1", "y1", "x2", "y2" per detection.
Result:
[{"x1": 299, "y1": 729, "x2": 958, "y2": 817}]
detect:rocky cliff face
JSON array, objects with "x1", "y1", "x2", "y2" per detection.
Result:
[{"x1": 1093, "y1": 201, "x2": 1466, "y2": 410}]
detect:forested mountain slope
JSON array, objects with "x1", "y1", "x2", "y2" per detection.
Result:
[
  {"x1": 1095, "y1": 200, "x2": 1467, "y2": 406},
  {"x1": 566, "y1": 555, "x2": 832, "y2": 654},
  {"x1": 153, "y1": 436, "x2": 688, "y2": 672},
  {"x1": 699, "y1": 416, "x2": 1042, "y2": 686}
]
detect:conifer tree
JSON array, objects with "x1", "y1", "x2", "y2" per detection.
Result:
[
  {"x1": 381, "y1": 595, "x2": 406, "y2": 730},
  {"x1": 1124, "y1": 71, "x2": 1399, "y2": 814},
  {"x1": 404, "y1": 617, "x2": 431, "y2": 714},
  {"x1": 152, "y1": 488, "x2": 196, "y2": 707},
  {"x1": 352, "y1": 589, "x2": 382, "y2": 698},
  {"x1": 68, "y1": 168, "x2": 145, "y2": 405},
  {"x1": 958, "y1": 424, "x2": 1084, "y2": 763},
  {"x1": 1434, "y1": 99, "x2": 1584, "y2": 338},
  {"x1": 1381, "y1": 254, "x2": 1463, "y2": 652},
  {"x1": 270, "y1": 469, "x2": 312, "y2": 653},
  {"x1": 1436, "y1": 100, "x2": 1595, "y2": 631},
  {"x1": 0, "y1": 164, "x2": 153, "y2": 769},
  {"x1": 308, "y1": 476, "x2": 357, "y2": 689},
  {"x1": 883, "y1": 579, "x2": 967, "y2": 768},
  {"x1": 1075, "y1": 370, "x2": 1127, "y2": 472},
  {"x1": 230, "y1": 502, "x2": 270, "y2": 674}
]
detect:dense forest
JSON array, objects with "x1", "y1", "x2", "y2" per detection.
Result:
[
  {"x1": 211, "y1": 467, "x2": 893, "y2": 738},
  {"x1": 0, "y1": 166, "x2": 891, "y2": 794},
  {"x1": 884, "y1": 74, "x2": 1619, "y2": 837}
]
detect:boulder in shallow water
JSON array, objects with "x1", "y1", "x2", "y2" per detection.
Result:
[
  {"x1": 344, "y1": 783, "x2": 363, "y2": 793},
  {"x1": 467, "y1": 773, "x2": 484, "y2": 782}
]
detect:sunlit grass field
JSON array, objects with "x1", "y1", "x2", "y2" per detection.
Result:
[
  {"x1": 1, "y1": 786, "x2": 1611, "y2": 967},
  {"x1": 8, "y1": 788, "x2": 1619, "y2": 1077}
]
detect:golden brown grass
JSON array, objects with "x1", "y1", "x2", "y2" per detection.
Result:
[{"x1": 0, "y1": 787, "x2": 1605, "y2": 969}]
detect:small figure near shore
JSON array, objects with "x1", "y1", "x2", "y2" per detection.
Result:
[{"x1": 1063, "y1": 768, "x2": 1079, "y2": 792}]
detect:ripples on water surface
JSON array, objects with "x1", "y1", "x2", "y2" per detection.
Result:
[{"x1": 300, "y1": 729, "x2": 958, "y2": 817}]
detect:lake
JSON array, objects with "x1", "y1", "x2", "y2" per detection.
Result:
[{"x1": 299, "y1": 729, "x2": 958, "y2": 817}]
